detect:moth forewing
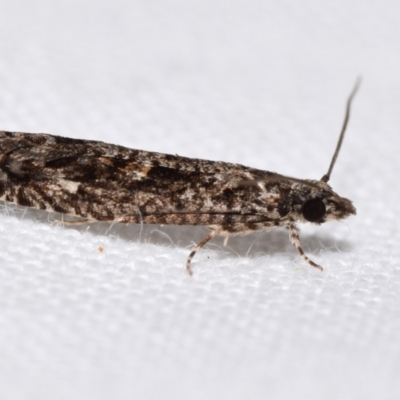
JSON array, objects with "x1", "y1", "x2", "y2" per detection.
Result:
[{"x1": 0, "y1": 81, "x2": 358, "y2": 274}]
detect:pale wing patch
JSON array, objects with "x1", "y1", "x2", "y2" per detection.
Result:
[{"x1": 57, "y1": 178, "x2": 80, "y2": 194}]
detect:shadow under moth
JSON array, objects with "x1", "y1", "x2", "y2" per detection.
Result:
[{"x1": 0, "y1": 81, "x2": 359, "y2": 274}]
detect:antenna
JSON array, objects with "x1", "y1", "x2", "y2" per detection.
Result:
[{"x1": 321, "y1": 78, "x2": 361, "y2": 183}]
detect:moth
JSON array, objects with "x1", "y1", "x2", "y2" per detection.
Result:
[{"x1": 0, "y1": 81, "x2": 359, "y2": 274}]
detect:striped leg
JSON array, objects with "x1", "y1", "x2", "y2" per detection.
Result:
[
  {"x1": 186, "y1": 231, "x2": 217, "y2": 276},
  {"x1": 288, "y1": 222, "x2": 323, "y2": 271}
]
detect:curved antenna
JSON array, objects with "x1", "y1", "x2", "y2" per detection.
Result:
[{"x1": 321, "y1": 78, "x2": 361, "y2": 183}]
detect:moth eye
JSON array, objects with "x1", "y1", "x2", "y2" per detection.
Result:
[{"x1": 302, "y1": 198, "x2": 326, "y2": 222}]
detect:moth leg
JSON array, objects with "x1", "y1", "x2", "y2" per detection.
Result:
[
  {"x1": 186, "y1": 231, "x2": 217, "y2": 276},
  {"x1": 52, "y1": 216, "x2": 96, "y2": 225},
  {"x1": 223, "y1": 236, "x2": 229, "y2": 247},
  {"x1": 288, "y1": 222, "x2": 323, "y2": 271}
]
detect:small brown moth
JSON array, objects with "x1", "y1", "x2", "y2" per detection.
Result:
[{"x1": 0, "y1": 81, "x2": 359, "y2": 274}]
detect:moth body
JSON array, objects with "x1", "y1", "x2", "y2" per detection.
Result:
[{"x1": 0, "y1": 80, "x2": 359, "y2": 274}]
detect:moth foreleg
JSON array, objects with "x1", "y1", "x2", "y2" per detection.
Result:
[
  {"x1": 186, "y1": 230, "x2": 217, "y2": 276},
  {"x1": 288, "y1": 222, "x2": 323, "y2": 271}
]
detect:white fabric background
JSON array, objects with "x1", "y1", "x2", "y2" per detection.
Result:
[{"x1": 0, "y1": 1, "x2": 399, "y2": 399}]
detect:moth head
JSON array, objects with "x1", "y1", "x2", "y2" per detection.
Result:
[{"x1": 300, "y1": 182, "x2": 356, "y2": 225}]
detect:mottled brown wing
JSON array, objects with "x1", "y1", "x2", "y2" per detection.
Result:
[{"x1": 0, "y1": 131, "x2": 282, "y2": 226}]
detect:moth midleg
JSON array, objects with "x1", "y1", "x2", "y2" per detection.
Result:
[
  {"x1": 288, "y1": 222, "x2": 323, "y2": 271},
  {"x1": 186, "y1": 230, "x2": 217, "y2": 276}
]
